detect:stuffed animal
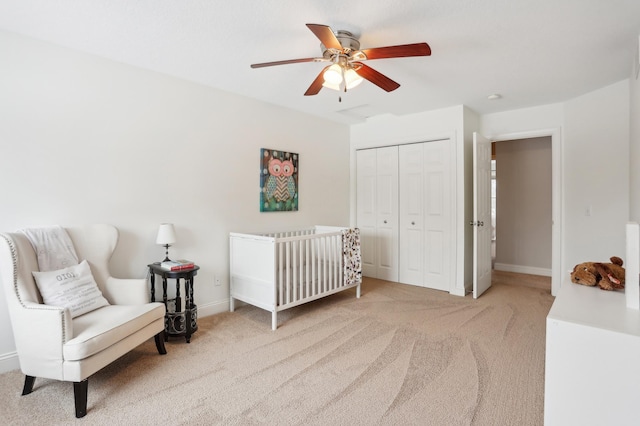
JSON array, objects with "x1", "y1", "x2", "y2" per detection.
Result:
[{"x1": 570, "y1": 256, "x2": 625, "y2": 291}]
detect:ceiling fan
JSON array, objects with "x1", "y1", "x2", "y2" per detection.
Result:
[{"x1": 250, "y1": 24, "x2": 431, "y2": 96}]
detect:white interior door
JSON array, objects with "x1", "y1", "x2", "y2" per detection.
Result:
[
  {"x1": 356, "y1": 149, "x2": 377, "y2": 277},
  {"x1": 375, "y1": 146, "x2": 399, "y2": 281},
  {"x1": 473, "y1": 133, "x2": 492, "y2": 298}
]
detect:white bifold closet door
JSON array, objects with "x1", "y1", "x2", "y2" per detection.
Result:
[
  {"x1": 398, "y1": 141, "x2": 451, "y2": 291},
  {"x1": 356, "y1": 140, "x2": 451, "y2": 291}
]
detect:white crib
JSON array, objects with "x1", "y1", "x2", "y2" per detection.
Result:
[{"x1": 229, "y1": 226, "x2": 362, "y2": 330}]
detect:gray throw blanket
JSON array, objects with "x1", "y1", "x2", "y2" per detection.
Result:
[{"x1": 19, "y1": 225, "x2": 79, "y2": 271}]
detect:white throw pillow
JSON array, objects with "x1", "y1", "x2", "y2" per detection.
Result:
[{"x1": 32, "y1": 260, "x2": 109, "y2": 318}]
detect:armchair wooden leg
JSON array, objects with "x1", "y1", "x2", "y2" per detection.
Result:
[
  {"x1": 74, "y1": 380, "x2": 88, "y2": 418},
  {"x1": 22, "y1": 375, "x2": 35, "y2": 395},
  {"x1": 154, "y1": 331, "x2": 167, "y2": 355}
]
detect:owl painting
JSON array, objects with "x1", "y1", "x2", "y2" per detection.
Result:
[{"x1": 260, "y1": 149, "x2": 298, "y2": 212}]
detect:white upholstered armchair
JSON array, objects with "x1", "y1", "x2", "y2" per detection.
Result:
[{"x1": 0, "y1": 224, "x2": 166, "y2": 418}]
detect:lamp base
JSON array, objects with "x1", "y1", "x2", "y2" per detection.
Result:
[{"x1": 162, "y1": 244, "x2": 171, "y2": 262}]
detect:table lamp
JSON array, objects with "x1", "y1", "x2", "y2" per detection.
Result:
[{"x1": 156, "y1": 223, "x2": 176, "y2": 262}]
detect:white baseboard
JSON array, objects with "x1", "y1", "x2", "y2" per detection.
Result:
[
  {"x1": 494, "y1": 263, "x2": 552, "y2": 277},
  {"x1": 197, "y1": 299, "x2": 230, "y2": 318},
  {"x1": 0, "y1": 351, "x2": 19, "y2": 374},
  {"x1": 450, "y1": 286, "x2": 466, "y2": 297}
]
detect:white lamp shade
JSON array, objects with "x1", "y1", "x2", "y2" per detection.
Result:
[
  {"x1": 323, "y1": 64, "x2": 343, "y2": 85},
  {"x1": 321, "y1": 80, "x2": 341, "y2": 91},
  {"x1": 156, "y1": 223, "x2": 176, "y2": 245},
  {"x1": 344, "y1": 68, "x2": 364, "y2": 89}
]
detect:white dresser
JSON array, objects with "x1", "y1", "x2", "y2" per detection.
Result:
[{"x1": 544, "y1": 282, "x2": 640, "y2": 425}]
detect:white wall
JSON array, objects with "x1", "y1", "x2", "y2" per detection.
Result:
[
  {"x1": 563, "y1": 80, "x2": 629, "y2": 270},
  {"x1": 481, "y1": 104, "x2": 564, "y2": 137},
  {"x1": 630, "y1": 41, "x2": 640, "y2": 222},
  {"x1": 0, "y1": 31, "x2": 350, "y2": 371},
  {"x1": 482, "y1": 81, "x2": 630, "y2": 289}
]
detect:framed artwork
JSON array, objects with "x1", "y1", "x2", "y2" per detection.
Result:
[{"x1": 260, "y1": 148, "x2": 299, "y2": 212}]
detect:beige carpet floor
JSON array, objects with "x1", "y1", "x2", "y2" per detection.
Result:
[{"x1": 0, "y1": 274, "x2": 554, "y2": 425}]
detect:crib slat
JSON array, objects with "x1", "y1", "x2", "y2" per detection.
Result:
[
  {"x1": 278, "y1": 242, "x2": 284, "y2": 306},
  {"x1": 299, "y1": 239, "x2": 304, "y2": 299},
  {"x1": 339, "y1": 235, "x2": 343, "y2": 287},
  {"x1": 292, "y1": 240, "x2": 298, "y2": 302},
  {"x1": 336, "y1": 234, "x2": 341, "y2": 288},
  {"x1": 335, "y1": 234, "x2": 340, "y2": 289},
  {"x1": 311, "y1": 237, "x2": 317, "y2": 297},
  {"x1": 317, "y1": 236, "x2": 321, "y2": 294},
  {"x1": 325, "y1": 237, "x2": 333, "y2": 291},
  {"x1": 333, "y1": 235, "x2": 337, "y2": 288},
  {"x1": 332, "y1": 235, "x2": 337, "y2": 290},
  {"x1": 322, "y1": 237, "x2": 327, "y2": 293},
  {"x1": 305, "y1": 238, "x2": 310, "y2": 298},
  {"x1": 329, "y1": 236, "x2": 334, "y2": 291},
  {"x1": 326, "y1": 235, "x2": 331, "y2": 291},
  {"x1": 297, "y1": 240, "x2": 302, "y2": 301},
  {"x1": 286, "y1": 241, "x2": 291, "y2": 304}
]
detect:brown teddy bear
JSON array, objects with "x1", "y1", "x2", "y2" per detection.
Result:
[{"x1": 570, "y1": 256, "x2": 625, "y2": 291}]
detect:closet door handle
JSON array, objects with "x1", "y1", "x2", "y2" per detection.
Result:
[
  {"x1": 411, "y1": 221, "x2": 415, "y2": 225},
  {"x1": 383, "y1": 220, "x2": 388, "y2": 224}
]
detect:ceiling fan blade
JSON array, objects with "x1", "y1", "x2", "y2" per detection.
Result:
[
  {"x1": 361, "y1": 42, "x2": 431, "y2": 60},
  {"x1": 304, "y1": 65, "x2": 331, "y2": 96},
  {"x1": 354, "y1": 63, "x2": 400, "y2": 92},
  {"x1": 251, "y1": 57, "x2": 320, "y2": 68},
  {"x1": 306, "y1": 24, "x2": 342, "y2": 50}
]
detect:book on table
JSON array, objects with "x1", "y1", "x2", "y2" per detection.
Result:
[{"x1": 160, "y1": 259, "x2": 195, "y2": 271}]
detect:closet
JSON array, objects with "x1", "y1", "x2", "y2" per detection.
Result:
[{"x1": 356, "y1": 140, "x2": 452, "y2": 291}]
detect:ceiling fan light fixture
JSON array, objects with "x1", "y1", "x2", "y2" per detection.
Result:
[{"x1": 322, "y1": 63, "x2": 363, "y2": 92}]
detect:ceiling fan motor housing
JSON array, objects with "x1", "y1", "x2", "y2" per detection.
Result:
[
  {"x1": 321, "y1": 30, "x2": 360, "y2": 58},
  {"x1": 336, "y1": 30, "x2": 360, "y2": 52}
]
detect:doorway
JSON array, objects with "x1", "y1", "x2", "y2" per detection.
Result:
[{"x1": 492, "y1": 136, "x2": 553, "y2": 289}]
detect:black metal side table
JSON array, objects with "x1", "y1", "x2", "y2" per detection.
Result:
[{"x1": 148, "y1": 263, "x2": 199, "y2": 343}]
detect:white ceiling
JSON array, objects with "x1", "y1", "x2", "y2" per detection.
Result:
[{"x1": 1, "y1": 0, "x2": 639, "y2": 124}]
